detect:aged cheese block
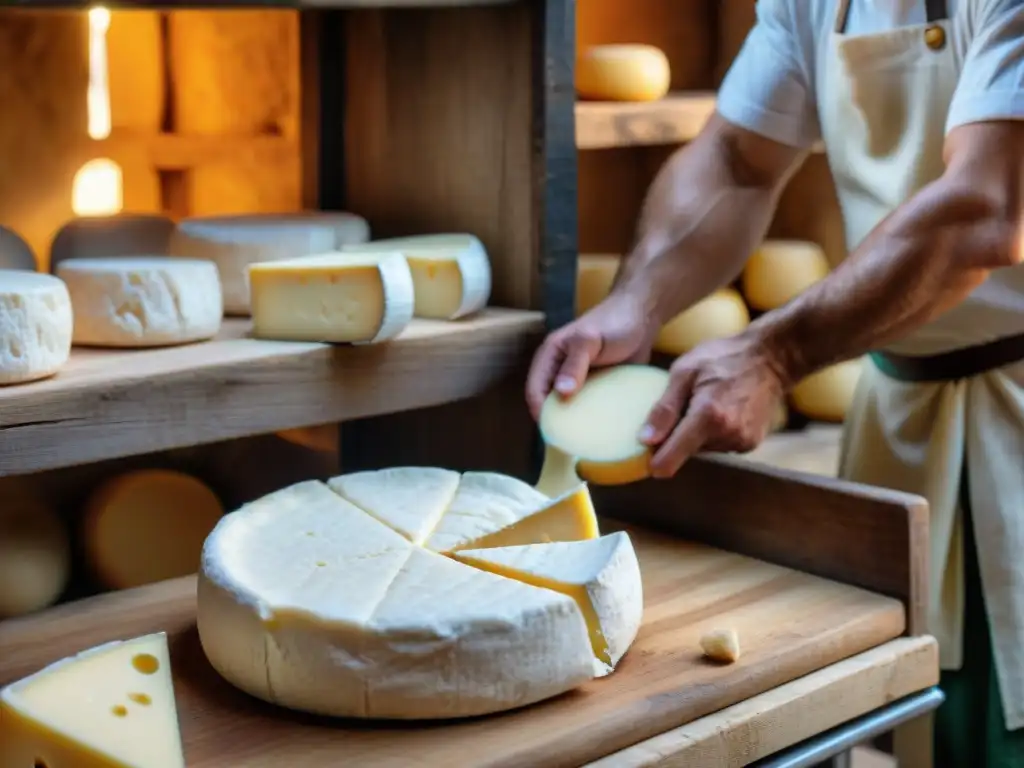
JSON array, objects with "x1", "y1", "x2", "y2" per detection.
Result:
[
  {"x1": 790, "y1": 358, "x2": 864, "y2": 423},
  {"x1": 655, "y1": 288, "x2": 750, "y2": 356},
  {"x1": 742, "y1": 240, "x2": 830, "y2": 311},
  {"x1": 0, "y1": 633, "x2": 185, "y2": 768},
  {"x1": 576, "y1": 44, "x2": 671, "y2": 102},
  {"x1": 576, "y1": 253, "x2": 620, "y2": 316},
  {"x1": 0, "y1": 486, "x2": 70, "y2": 618},
  {"x1": 57, "y1": 257, "x2": 223, "y2": 348},
  {"x1": 49, "y1": 213, "x2": 176, "y2": 273},
  {"x1": 0, "y1": 271, "x2": 73, "y2": 386},
  {"x1": 0, "y1": 225, "x2": 37, "y2": 270}
]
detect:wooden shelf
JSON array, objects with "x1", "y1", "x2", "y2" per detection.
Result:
[{"x1": 0, "y1": 308, "x2": 543, "y2": 478}]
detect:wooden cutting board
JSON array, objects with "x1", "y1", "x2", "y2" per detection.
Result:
[{"x1": 0, "y1": 525, "x2": 905, "y2": 768}]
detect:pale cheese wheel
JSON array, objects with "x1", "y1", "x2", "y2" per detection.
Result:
[
  {"x1": 270, "y1": 210, "x2": 371, "y2": 248},
  {"x1": 576, "y1": 254, "x2": 620, "y2": 316},
  {"x1": 0, "y1": 271, "x2": 73, "y2": 386},
  {"x1": 56, "y1": 257, "x2": 223, "y2": 348},
  {"x1": 576, "y1": 45, "x2": 671, "y2": 102},
  {"x1": 48, "y1": 213, "x2": 176, "y2": 273},
  {"x1": 790, "y1": 358, "x2": 864, "y2": 423},
  {"x1": 654, "y1": 288, "x2": 750, "y2": 356},
  {"x1": 742, "y1": 240, "x2": 830, "y2": 311},
  {"x1": 0, "y1": 486, "x2": 70, "y2": 618},
  {"x1": 0, "y1": 226, "x2": 37, "y2": 271},
  {"x1": 83, "y1": 469, "x2": 225, "y2": 590}
]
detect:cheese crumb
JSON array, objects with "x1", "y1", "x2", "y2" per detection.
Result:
[{"x1": 700, "y1": 628, "x2": 740, "y2": 664}]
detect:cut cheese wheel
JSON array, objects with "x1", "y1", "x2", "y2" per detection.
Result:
[
  {"x1": 535, "y1": 443, "x2": 583, "y2": 497},
  {"x1": 0, "y1": 225, "x2": 36, "y2": 271},
  {"x1": 455, "y1": 531, "x2": 643, "y2": 672},
  {"x1": 249, "y1": 252, "x2": 415, "y2": 344},
  {"x1": 540, "y1": 365, "x2": 671, "y2": 485},
  {"x1": 170, "y1": 215, "x2": 338, "y2": 315},
  {"x1": 576, "y1": 44, "x2": 671, "y2": 102},
  {"x1": 790, "y1": 358, "x2": 864, "y2": 423},
  {"x1": 82, "y1": 469, "x2": 225, "y2": 590},
  {"x1": 0, "y1": 632, "x2": 185, "y2": 768},
  {"x1": 576, "y1": 254, "x2": 620, "y2": 316},
  {"x1": 0, "y1": 487, "x2": 70, "y2": 618},
  {"x1": 654, "y1": 288, "x2": 750, "y2": 356},
  {"x1": 56, "y1": 257, "x2": 223, "y2": 348},
  {"x1": 342, "y1": 233, "x2": 491, "y2": 320},
  {"x1": 49, "y1": 213, "x2": 176, "y2": 273},
  {"x1": 742, "y1": 240, "x2": 830, "y2": 311},
  {"x1": 0, "y1": 271, "x2": 73, "y2": 386}
]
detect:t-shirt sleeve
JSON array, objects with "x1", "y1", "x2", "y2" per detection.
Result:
[
  {"x1": 946, "y1": 0, "x2": 1024, "y2": 132},
  {"x1": 716, "y1": 0, "x2": 821, "y2": 149}
]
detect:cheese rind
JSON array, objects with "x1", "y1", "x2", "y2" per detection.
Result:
[
  {"x1": 576, "y1": 45, "x2": 671, "y2": 102},
  {"x1": 654, "y1": 288, "x2": 750, "y2": 356},
  {"x1": 49, "y1": 213, "x2": 176, "y2": 273},
  {"x1": 790, "y1": 358, "x2": 864, "y2": 423},
  {"x1": 742, "y1": 240, "x2": 830, "y2": 311},
  {"x1": 0, "y1": 271, "x2": 73, "y2": 386},
  {"x1": 56, "y1": 257, "x2": 223, "y2": 348},
  {"x1": 576, "y1": 254, "x2": 620, "y2": 316},
  {"x1": 261, "y1": 211, "x2": 371, "y2": 249},
  {"x1": 0, "y1": 489, "x2": 70, "y2": 618},
  {"x1": 0, "y1": 225, "x2": 37, "y2": 271},
  {"x1": 0, "y1": 632, "x2": 185, "y2": 768}
]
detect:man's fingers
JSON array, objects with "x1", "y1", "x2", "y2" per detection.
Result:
[
  {"x1": 639, "y1": 367, "x2": 695, "y2": 446},
  {"x1": 649, "y1": 393, "x2": 715, "y2": 478},
  {"x1": 552, "y1": 331, "x2": 602, "y2": 398},
  {"x1": 525, "y1": 338, "x2": 566, "y2": 420}
]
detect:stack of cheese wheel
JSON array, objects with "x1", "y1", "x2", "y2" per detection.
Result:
[
  {"x1": 198, "y1": 471, "x2": 643, "y2": 718},
  {"x1": 0, "y1": 271, "x2": 73, "y2": 386},
  {"x1": 576, "y1": 254, "x2": 620, "y2": 316},
  {"x1": 0, "y1": 225, "x2": 37, "y2": 271},
  {"x1": 577, "y1": 44, "x2": 671, "y2": 102}
]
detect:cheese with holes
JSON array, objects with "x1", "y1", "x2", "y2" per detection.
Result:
[
  {"x1": 742, "y1": 240, "x2": 830, "y2": 311},
  {"x1": 540, "y1": 365, "x2": 671, "y2": 485},
  {"x1": 0, "y1": 632, "x2": 185, "y2": 768},
  {"x1": 455, "y1": 531, "x2": 642, "y2": 672},
  {"x1": 576, "y1": 254, "x2": 620, "y2": 316},
  {"x1": 56, "y1": 257, "x2": 223, "y2": 348},
  {"x1": 0, "y1": 271, "x2": 73, "y2": 386},
  {"x1": 83, "y1": 469, "x2": 224, "y2": 590},
  {"x1": 655, "y1": 288, "x2": 750, "y2": 356},
  {"x1": 197, "y1": 480, "x2": 597, "y2": 719},
  {"x1": 576, "y1": 45, "x2": 671, "y2": 102},
  {"x1": 0, "y1": 225, "x2": 37, "y2": 270},
  {"x1": 249, "y1": 252, "x2": 414, "y2": 344},
  {"x1": 0, "y1": 486, "x2": 70, "y2": 618},
  {"x1": 535, "y1": 444, "x2": 583, "y2": 497},
  {"x1": 342, "y1": 233, "x2": 491, "y2": 320},
  {"x1": 790, "y1": 358, "x2": 864, "y2": 423}
]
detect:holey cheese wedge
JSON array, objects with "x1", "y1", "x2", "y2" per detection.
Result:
[
  {"x1": 248, "y1": 252, "x2": 415, "y2": 344},
  {"x1": 0, "y1": 271, "x2": 73, "y2": 386},
  {"x1": 540, "y1": 365, "x2": 671, "y2": 485},
  {"x1": 0, "y1": 632, "x2": 185, "y2": 768}
]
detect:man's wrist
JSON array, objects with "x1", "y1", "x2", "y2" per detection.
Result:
[{"x1": 739, "y1": 313, "x2": 814, "y2": 391}]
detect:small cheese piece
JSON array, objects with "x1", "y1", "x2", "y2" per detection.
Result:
[
  {"x1": 535, "y1": 444, "x2": 583, "y2": 497},
  {"x1": 576, "y1": 254, "x2": 620, "y2": 316},
  {"x1": 249, "y1": 252, "x2": 415, "y2": 344},
  {"x1": 0, "y1": 485, "x2": 70, "y2": 618},
  {"x1": 49, "y1": 213, "x2": 175, "y2": 273},
  {"x1": 0, "y1": 271, "x2": 73, "y2": 386},
  {"x1": 342, "y1": 233, "x2": 491, "y2": 320},
  {"x1": 742, "y1": 240, "x2": 830, "y2": 311},
  {"x1": 455, "y1": 531, "x2": 643, "y2": 671},
  {"x1": 654, "y1": 288, "x2": 750, "y2": 356},
  {"x1": 56, "y1": 257, "x2": 223, "y2": 348},
  {"x1": 0, "y1": 632, "x2": 185, "y2": 768},
  {"x1": 327, "y1": 467, "x2": 460, "y2": 545},
  {"x1": 540, "y1": 365, "x2": 671, "y2": 485},
  {"x1": 170, "y1": 215, "x2": 338, "y2": 315},
  {"x1": 577, "y1": 45, "x2": 671, "y2": 102},
  {"x1": 700, "y1": 628, "x2": 741, "y2": 664},
  {"x1": 83, "y1": 469, "x2": 225, "y2": 590},
  {"x1": 0, "y1": 225, "x2": 37, "y2": 270},
  {"x1": 790, "y1": 358, "x2": 864, "y2": 423}
]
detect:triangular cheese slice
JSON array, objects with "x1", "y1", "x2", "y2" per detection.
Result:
[{"x1": 0, "y1": 632, "x2": 185, "y2": 768}]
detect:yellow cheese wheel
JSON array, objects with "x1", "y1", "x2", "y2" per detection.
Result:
[
  {"x1": 82, "y1": 469, "x2": 225, "y2": 590},
  {"x1": 654, "y1": 288, "x2": 751, "y2": 356},
  {"x1": 576, "y1": 254, "x2": 620, "y2": 316},
  {"x1": 790, "y1": 358, "x2": 864, "y2": 423},
  {"x1": 576, "y1": 45, "x2": 671, "y2": 102},
  {"x1": 742, "y1": 240, "x2": 831, "y2": 311},
  {"x1": 0, "y1": 484, "x2": 70, "y2": 618}
]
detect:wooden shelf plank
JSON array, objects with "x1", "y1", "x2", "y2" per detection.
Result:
[{"x1": 0, "y1": 308, "x2": 543, "y2": 478}]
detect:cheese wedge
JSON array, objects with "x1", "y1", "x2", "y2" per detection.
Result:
[
  {"x1": 742, "y1": 240, "x2": 830, "y2": 311},
  {"x1": 0, "y1": 486, "x2": 70, "y2": 618},
  {"x1": 455, "y1": 532, "x2": 643, "y2": 672},
  {"x1": 790, "y1": 358, "x2": 864, "y2": 423},
  {"x1": 0, "y1": 633, "x2": 185, "y2": 768},
  {"x1": 540, "y1": 365, "x2": 671, "y2": 485},
  {"x1": 576, "y1": 254, "x2": 620, "y2": 316},
  {"x1": 0, "y1": 271, "x2": 73, "y2": 386},
  {"x1": 249, "y1": 252, "x2": 415, "y2": 344},
  {"x1": 654, "y1": 288, "x2": 750, "y2": 356},
  {"x1": 342, "y1": 233, "x2": 491, "y2": 320},
  {"x1": 577, "y1": 45, "x2": 671, "y2": 102},
  {"x1": 535, "y1": 443, "x2": 583, "y2": 497},
  {"x1": 0, "y1": 225, "x2": 37, "y2": 270}
]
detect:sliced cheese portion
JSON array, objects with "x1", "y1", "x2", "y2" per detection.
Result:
[
  {"x1": 0, "y1": 225, "x2": 37, "y2": 270},
  {"x1": 0, "y1": 271, "x2": 73, "y2": 386},
  {"x1": 342, "y1": 233, "x2": 491, "y2": 319},
  {"x1": 0, "y1": 632, "x2": 185, "y2": 768},
  {"x1": 790, "y1": 358, "x2": 864, "y2": 423},
  {"x1": 327, "y1": 467, "x2": 460, "y2": 545},
  {"x1": 576, "y1": 44, "x2": 671, "y2": 102},
  {"x1": 576, "y1": 254, "x2": 620, "y2": 316},
  {"x1": 455, "y1": 531, "x2": 643, "y2": 672},
  {"x1": 742, "y1": 240, "x2": 830, "y2": 311},
  {"x1": 0, "y1": 484, "x2": 70, "y2": 618},
  {"x1": 654, "y1": 288, "x2": 750, "y2": 356},
  {"x1": 540, "y1": 365, "x2": 671, "y2": 485},
  {"x1": 83, "y1": 469, "x2": 224, "y2": 590},
  {"x1": 249, "y1": 251, "x2": 414, "y2": 344},
  {"x1": 535, "y1": 443, "x2": 583, "y2": 497},
  {"x1": 49, "y1": 213, "x2": 175, "y2": 273},
  {"x1": 56, "y1": 257, "x2": 223, "y2": 348}
]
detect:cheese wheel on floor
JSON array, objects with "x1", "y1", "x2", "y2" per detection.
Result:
[
  {"x1": 577, "y1": 45, "x2": 671, "y2": 102},
  {"x1": 83, "y1": 469, "x2": 225, "y2": 590},
  {"x1": 540, "y1": 365, "x2": 671, "y2": 485},
  {"x1": 0, "y1": 225, "x2": 36, "y2": 271},
  {"x1": 0, "y1": 488, "x2": 70, "y2": 618},
  {"x1": 0, "y1": 271, "x2": 73, "y2": 386},
  {"x1": 742, "y1": 240, "x2": 830, "y2": 311},
  {"x1": 655, "y1": 288, "x2": 750, "y2": 356},
  {"x1": 576, "y1": 254, "x2": 620, "y2": 316},
  {"x1": 790, "y1": 358, "x2": 864, "y2": 423},
  {"x1": 342, "y1": 233, "x2": 491, "y2": 320},
  {"x1": 49, "y1": 213, "x2": 175, "y2": 273},
  {"x1": 249, "y1": 252, "x2": 415, "y2": 344},
  {"x1": 56, "y1": 257, "x2": 223, "y2": 348}
]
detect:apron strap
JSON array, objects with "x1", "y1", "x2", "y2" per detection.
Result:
[
  {"x1": 835, "y1": 0, "x2": 950, "y2": 34},
  {"x1": 870, "y1": 331, "x2": 1024, "y2": 383}
]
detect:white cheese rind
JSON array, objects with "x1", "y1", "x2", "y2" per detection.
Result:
[
  {"x1": 0, "y1": 225, "x2": 37, "y2": 271},
  {"x1": 56, "y1": 257, "x2": 223, "y2": 348},
  {"x1": 0, "y1": 271, "x2": 73, "y2": 386}
]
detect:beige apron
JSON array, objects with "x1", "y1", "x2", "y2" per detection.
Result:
[{"x1": 820, "y1": 0, "x2": 1024, "y2": 730}]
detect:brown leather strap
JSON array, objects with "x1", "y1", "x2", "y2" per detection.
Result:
[{"x1": 870, "y1": 332, "x2": 1024, "y2": 383}]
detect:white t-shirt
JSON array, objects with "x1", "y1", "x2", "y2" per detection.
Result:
[{"x1": 717, "y1": 0, "x2": 1024, "y2": 149}]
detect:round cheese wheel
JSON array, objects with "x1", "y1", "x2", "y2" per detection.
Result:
[
  {"x1": 0, "y1": 225, "x2": 37, "y2": 271},
  {"x1": 48, "y1": 213, "x2": 176, "y2": 273},
  {"x1": 82, "y1": 469, "x2": 225, "y2": 590},
  {"x1": 654, "y1": 288, "x2": 751, "y2": 356},
  {"x1": 0, "y1": 271, "x2": 73, "y2": 386},
  {"x1": 576, "y1": 45, "x2": 671, "y2": 102},
  {"x1": 741, "y1": 240, "x2": 831, "y2": 311},
  {"x1": 790, "y1": 358, "x2": 864, "y2": 423},
  {"x1": 0, "y1": 487, "x2": 70, "y2": 618},
  {"x1": 576, "y1": 254, "x2": 620, "y2": 316}
]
